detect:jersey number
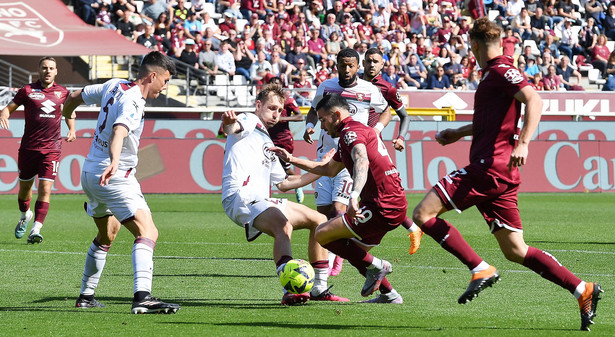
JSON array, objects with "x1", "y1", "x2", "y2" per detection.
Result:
[{"x1": 98, "y1": 97, "x2": 115, "y2": 133}]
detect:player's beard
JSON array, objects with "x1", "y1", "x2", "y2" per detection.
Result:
[{"x1": 338, "y1": 74, "x2": 357, "y2": 87}]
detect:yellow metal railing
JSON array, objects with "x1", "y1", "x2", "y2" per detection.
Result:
[{"x1": 299, "y1": 106, "x2": 456, "y2": 121}]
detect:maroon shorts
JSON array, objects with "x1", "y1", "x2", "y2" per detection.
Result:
[
  {"x1": 18, "y1": 149, "x2": 60, "y2": 181},
  {"x1": 433, "y1": 165, "x2": 522, "y2": 233},
  {"x1": 342, "y1": 203, "x2": 406, "y2": 246}
]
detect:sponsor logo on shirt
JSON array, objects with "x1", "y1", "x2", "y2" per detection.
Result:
[
  {"x1": 40, "y1": 99, "x2": 56, "y2": 114},
  {"x1": 28, "y1": 92, "x2": 45, "y2": 100}
]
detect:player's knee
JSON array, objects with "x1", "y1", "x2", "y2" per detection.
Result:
[
  {"x1": 500, "y1": 246, "x2": 526, "y2": 264},
  {"x1": 314, "y1": 225, "x2": 330, "y2": 245},
  {"x1": 411, "y1": 206, "x2": 429, "y2": 226}
]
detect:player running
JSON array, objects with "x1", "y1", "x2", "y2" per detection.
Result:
[
  {"x1": 411, "y1": 17, "x2": 602, "y2": 331},
  {"x1": 221, "y1": 83, "x2": 348, "y2": 306},
  {"x1": 63, "y1": 51, "x2": 180, "y2": 314},
  {"x1": 0, "y1": 57, "x2": 71, "y2": 244},
  {"x1": 273, "y1": 93, "x2": 407, "y2": 304}
]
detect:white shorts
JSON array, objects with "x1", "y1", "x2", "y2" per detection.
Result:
[
  {"x1": 222, "y1": 193, "x2": 288, "y2": 241},
  {"x1": 314, "y1": 168, "x2": 352, "y2": 207},
  {"x1": 81, "y1": 170, "x2": 150, "y2": 223}
]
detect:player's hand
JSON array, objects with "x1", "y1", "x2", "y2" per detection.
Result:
[
  {"x1": 347, "y1": 198, "x2": 365, "y2": 220},
  {"x1": 321, "y1": 148, "x2": 336, "y2": 163},
  {"x1": 392, "y1": 138, "x2": 405, "y2": 151},
  {"x1": 269, "y1": 146, "x2": 292, "y2": 162},
  {"x1": 303, "y1": 127, "x2": 315, "y2": 144},
  {"x1": 0, "y1": 116, "x2": 9, "y2": 129},
  {"x1": 222, "y1": 110, "x2": 238, "y2": 126},
  {"x1": 66, "y1": 130, "x2": 76, "y2": 142},
  {"x1": 99, "y1": 164, "x2": 118, "y2": 186},
  {"x1": 435, "y1": 129, "x2": 460, "y2": 145},
  {"x1": 508, "y1": 143, "x2": 529, "y2": 171}
]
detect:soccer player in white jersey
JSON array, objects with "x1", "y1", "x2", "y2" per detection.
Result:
[
  {"x1": 302, "y1": 48, "x2": 389, "y2": 276},
  {"x1": 62, "y1": 51, "x2": 180, "y2": 314},
  {"x1": 222, "y1": 84, "x2": 349, "y2": 305}
]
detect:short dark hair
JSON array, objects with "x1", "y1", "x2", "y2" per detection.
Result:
[
  {"x1": 364, "y1": 47, "x2": 382, "y2": 59},
  {"x1": 38, "y1": 56, "x2": 56, "y2": 67},
  {"x1": 336, "y1": 48, "x2": 360, "y2": 64},
  {"x1": 256, "y1": 83, "x2": 285, "y2": 106},
  {"x1": 315, "y1": 93, "x2": 349, "y2": 115},
  {"x1": 137, "y1": 51, "x2": 176, "y2": 78}
]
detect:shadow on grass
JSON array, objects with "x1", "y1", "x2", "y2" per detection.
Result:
[{"x1": 158, "y1": 321, "x2": 578, "y2": 332}]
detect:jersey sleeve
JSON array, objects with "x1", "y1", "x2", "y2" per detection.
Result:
[
  {"x1": 11, "y1": 87, "x2": 27, "y2": 106},
  {"x1": 370, "y1": 85, "x2": 389, "y2": 114},
  {"x1": 114, "y1": 99, "x2": 142, "y2": 132},
  {"x1": 231, "y1": 113, "x2": 257, "y2": 140},
  {"x1": 499, "y1": 65, "x2": 530, "y2": 96},
  {"x1": 270, "y1": 159, "x2": 287, "y2": 185},
  {"x1": 385, "y1": 86, "x2": 404, "y2": 110},
  {"x1": 82, "y1": 83, "x2": 106, "y2": 106}
]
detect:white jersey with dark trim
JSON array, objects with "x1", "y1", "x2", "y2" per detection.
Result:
[
  {"x1": 311, "y1": 78, "x2": 388, "y2": 160},
  {"x1": 222, "y1": 113, "x2": 287, "y2": 201},
  {"x1": 81, "y1": 78, "x2": 146, "y2": 174}
]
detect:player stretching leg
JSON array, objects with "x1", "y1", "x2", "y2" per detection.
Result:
[
  {"x1": 221, "y1": 84, "x2": 348, "y2": 305},
  {"x1": 0, "y1": 57, "x2": 71, "y2": 244},
  {"x1": 412, "y1": 18, "x2": 602, "y2": 331},
  {"x1": 63, "y1": 51, "x2": 180, "y2": 314},
  {"x1": 274, "y1": 93, "x2": 407, "y2": 304}
]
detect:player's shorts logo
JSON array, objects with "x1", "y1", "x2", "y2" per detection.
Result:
[{"x1": 0, "y1": 2, "x2": 63, "y2": 47}]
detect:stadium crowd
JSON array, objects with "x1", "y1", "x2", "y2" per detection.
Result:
[{"x1": 73, "y1": 0, "x2": 615, "y2": 98}]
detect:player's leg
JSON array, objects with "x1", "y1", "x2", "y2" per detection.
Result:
[
  {"x1": 26, "y1": 179, "x2": 53, "y2": 244},
  {"x1": 76, "y1": 215, "x2": 121, "y2": 309},
  {"x1": 400, "y1": 216, "x2": 423, "y2": 255},
  {"x1": 412, "y1": 188, "x2": 497, "y2": 304},
  {"x1": 14, "y1": 178, "x2": 34, "y2": 239},
  {"x1": 494, "y1": 228, "x2": 603, "y2": 331}
]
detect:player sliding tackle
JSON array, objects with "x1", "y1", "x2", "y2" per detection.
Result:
[
  {"x1": 221, "y1": 84, "x2": 348, "y2": 305},
  {"x1": 272, "y1": 93, "x2": 407, "y2": 304}
]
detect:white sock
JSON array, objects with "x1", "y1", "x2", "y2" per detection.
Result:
[
  {"x1": 21, "y1": 210, "x2": 30, "y2": 219},
  {"x1": 407, "y1": 222, "x2": 420, "y2": 233},
  {"x1": 132, "y1": 238, "x2": 155, "y2": 294},
  {"x1": 80, "y1": 240, "x2": 109, "y2": 296},
  {"x1": 470, "y1": 261, "x2": 489, "y2": 274},
  {"x1": 328, "y1": 251, "x2": 336, "y2": 269},
  {"x1": 369, "y1": 257, "x2": 383, "y2": 270},
  {"x1": 574, "y1": 281, "x2": 586, "y2": 299},
  {"x1": 31, "y1": 221, "x2": 43, "y2": 234},
  {"x1": 311, "y1": 268, "x2": 328, "y2": 296}
]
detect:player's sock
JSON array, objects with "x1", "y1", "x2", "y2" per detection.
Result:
[
  {"x1": 400, "y1": 217, "x2": 413, "y2": 231},
  {"x1": 470, "y1": 261, "x2": 490, "y2": 274},
  {"x1": 407, "y1": 222, "x2": 420, "y2": 233},
  {"x1": 522, "y1": 246, "x2": 582, "y2": 294},
  {"x1": 276, "y1": 255, "x2": 293, "y2": 275},
  {"x1": 80, "y1": 238, "x2": 110, "y2": 296},
  {"x1": 368, "y1": 257, "x2": 384, "y2": 270},
  {"x1": 31, "y1": 221, "x2": 43, "y2": 234},
  {"x1": 323, "y1": 239, "x2": 372, "y2": 270},
  {"x1": 34, "y1": 200, "x2": 49, "y2": 224},
  {"x1": 310, "y1": 260, "x2": 329, "y2": 295},
  {"x1": 421, "y1": 217, "x2": 483, "y2": 270},
  {"x1": 378, "y1": 277, "x2": 393, "y2": 294},
  {"x1": 574, "y1": 281, "x2": 587, "y2": 300},
  {"x1": 328, "y1": 251, "x2": 336, "y2": 269},
  {"x1": 132, "y1": 237, "x2": 155, "y2": 295},
  {"x1": 18, "y1": 198, "x2": 30, "y2": 216}
]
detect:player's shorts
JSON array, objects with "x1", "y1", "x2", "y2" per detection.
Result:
[
  {"x1": 314, "y1": 168, "x2": 352, "y2": 207},
  {"x1": 222, "y1": 193, "x2": 288, "y2": 242},
  {"x1": 81, "y1": 169, "x2": 150, "y2": 223},
  {"x1": 18, "y1": 149, "x2": 60, "y2": 181},
  {"x1": 433, "y1": 165, "x2": 522, "y2": 233},
  {"x1": 342, "y1": 203, "x2": 406, "y2": 246}
]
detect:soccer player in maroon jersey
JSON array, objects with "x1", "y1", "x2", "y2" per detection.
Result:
[
  {"x1": 266, "y1": 77, "x2": 306, "y2": 203},
  {"x1": 0, "y1": 57, "x2": 72, "y2": 244},
  {"x1": 362, "y1": 47, "x2": 424, "y2": 255},
  {"x1": 411, "y1": 17, "x2": 602, "y2": 331},
  {"x1": 272, "y1": 93, "x2": 407, "y2": 303}
]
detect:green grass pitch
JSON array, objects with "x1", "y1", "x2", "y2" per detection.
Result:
[{"x1": 0, "y1": 193, "x2": 613, "y2": 336}]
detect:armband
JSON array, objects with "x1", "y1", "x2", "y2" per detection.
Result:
[
  {"x1": 306, "y1": 122, "x2": 315, "y2": 129},
  {"x1": 350, "y1": 191, "x2": 360, "y2": 200},
  {"x1": 374, "y1": 122, "x2": 385, "y2": 132}
]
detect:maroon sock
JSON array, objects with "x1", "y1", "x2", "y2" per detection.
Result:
[
  {"x1": 34, "y1": 201, "x2": 49, "y2": 224},
  {"x1": 401, "y1": 216, "x2": 412, "y2": 230},
  {"x1": 310, "y1": 260, "x2": 329, "y2": 270},
  {"x1": 18, "y1": 198, "x2": 31, "y2": 213},
  {"x1": 522, "y1": 246, "x2": 582, "y2": 294},
  {"x1": 323, "y1": 239, "x2": 373, "y2": 271},
  {"x1": 276, "y1": 255, "x2": 293, "y2": 268},
  {"x1": 422, "y1": 217, "x2": 483, "y2": 270},
  {"x1": 379, "y1": 277, "x2": 393, "y2": 293}
]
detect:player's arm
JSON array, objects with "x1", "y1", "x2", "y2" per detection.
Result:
[
  {"x1": 374, "y1": 105, "x2": 391, "y2": 135},
  {"x1": 222, "y1": 110, "x2": 242, "y2": 135},
  {"x1": 509, "y1": 85, "x2": 543, "y2": 170},
  {"x1": 270, "y1": 146, "x2": 344, "y2": 177},
  {"x1": 100, "y1": 125, "x2": 129, "y2": 186},
  {"x1": 392, "y1": 105, "x2": 410, "y2": 151},
  {"x1": 435, "y1": 123, "x2": 473, "y2": 145},
  {"x1": 347, "y1": 143, "x2": 369, "y2": 219},
  {"x1": 62, "y1": 89, "x2": 84, "y2": 142},
  {"x1": 0, "y1": 102, "x2": 19, "y2": 129},
  {"x1": 276, "y1": 148, "x2": 336, "y2": 191},
  {"x1": 303, "y1": 107, "x2": 318, "y2": 144}
]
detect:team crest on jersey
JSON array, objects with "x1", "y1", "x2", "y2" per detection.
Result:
[
  {"x1": 54, "y1": 91, "x2": 62, "y2": 99},
  {"x1": 356, "y1": 93, "x2": 365, "y2": 102},
  {"x1": 504, "y1": 68, "x2": 524, "y2": 84},
  {"x1": 262, "y1": 142, "x2": 276, "y2": 162},
  {"x1": 343, "y1": 131, "x2": 357, "y2": 145},
  {"x1": 0, "y1": 3, "x2": 63, "y2": 47},
  {"x1": 28, "y1": 92, "x2": 45, "y2": 100}
]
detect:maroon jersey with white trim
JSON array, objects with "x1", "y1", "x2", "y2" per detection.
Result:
[
  {"x1": 334, "y1": 117, "x2": 406, "y2": 212},
  {"x1": 471, "y1": 55, "x2": 530, "y2": 184},
  {"x1": 368, "y1": 74, "x2": 403, "y2": 127},
  {"x1": 12, "y1": 80, "x2": 68, "y2": 151}
]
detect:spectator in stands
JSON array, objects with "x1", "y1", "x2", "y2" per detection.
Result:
[
  {"x1": 539, "y1": 50, "x2": 556, "y2": 76},
  {"x1": 404, "y1": 53, "x2": 427, "y2": 88},
  {"x1": 525, "y1": 0, "x2": 541, "y2": 16},
  {"x1": 554, "y1": 0, "x2": 579, "y2": 26},
  {"x1": 116, "y1": 10, "x2": 136, "y2": 40},
  {"x1": 234, "y1": 39, "x2": 255, "y2": 81},
  {"x1": 424, "y1": 1, "x2": 441, "y2": 36},
  {"x1": 388, "y1": 44, "x2": 406, "y2": 68},
  {"x1": 427, "y1": 66, "x2": 452, "y2": 89},
  {"x1": 137, "y1": 24, "x2": 159, "y2": 51},
  {"x1": 325, "y1": 31, "x2": 342, "y2": 60},
  {"x1": 502, "y1": 27, "x2": 521, "y2": 57},
  {"x1": 179, "y1": 39, "x2": 200, "y2": 74},
  {"x1": 250, "y1": 51, "x2": 273, "y2": 83},
  {"x1": 340, "y1": 13, "x2": 359, "y2": 48},
  {"x1": 76, "y1": 0, "x2": 101, "y2": 26},
  {"x1": 409, "y1": 10, "x2": 427, "y2": 37},
  {"x1": 559, "y1": 19, "x2": 584, "y2": 61},
  {"x1": 286, "y1": 39, "x2": 310, "y2": 68},
  {"x1": 184, "y1": 12, "x2": 203, "y2": 40},
  {"x1": 357, "y1": 13, "x2": 375, "y2": 42},
  {"x1": 327, "y1": 1, "x2": 346, "y2": 24},
  {"x1": 591, "y1": 34, "x2": 611, "y2": 78},
  {"x1": 606, "y1": 51, "x2": 615, "y2": 79},
  {"x1": 141, "y1": 0, "x2": 168, "y2": 25},
  {"x1": 443, "y1": 54, "x2": 463, "y2": 81},
  {"x1": 604, "y1": 4, "x2": 615, "y2": 40},
  {"x1": 219, "y1": 12, "x2": 237, "y2": 35},
  {"x1": 306, "y1": 0, "x2": 325, "y2": 25},
  {"x1": 306, "y1": 28, "x2": 327, "y2": 66},
  {"x1": 291, "y1": 70, "x2": 313, "y2": 106},
  {"x1": 524, "y1": 57, "x2": 540, "y2": 78},
  {"x1": 373, "y1": 3, "x2": 391, "y2": 29},
  {"x1": 530, "y1": 7, "x2": 549, "y2": 41},
  {"x1": 540, "y1": 34, "x2": 561, "y2": 59},
  {"x1": 557, "y1": 55, "x2": 583, "y2": 90},
  {"x1": 217, "y1": 40, "x2": 237, "y2": 77},
  {"x1": 542, "y1": 65, "x2": 563, "y2": 91},
  {"x1": 241, "y1": 0, "x2": 266, "y2": 21},
  {"x1": 584, "y1": 0, "x2": 605, "y2": 29},
  {"x1": 513, "y1": 8, "x2": 532, "y2": 41},
  {"x1": 220, "y1": 0, "x2": 243, "y2": 19},
  {"x1": 199, "y1": 39, "x2": 219, "y2": 83},
  {"x1": 170, "y1": 0, "x2": 192, "y2": 27},
  {"x1": 466, "y1": 69, "x2": 480, "y2": 90},
  {"x1": 96, "y1": 3, "x2": 116, "y2": 30},
  {"x1": 171, "y1": 27, "x2": 187, "y2": 58},
  {"x1": 201, "y1": 12, "x2": 219, "y2": 34},
  {"x1": 435, "y1": 47, "x2": 452, "y2": 68},
  {"x1": 204, "y1": 27, "x2": 222, "y2": 51},
  {"x1": 451, "y1": 72, "x2": 466, "y2": 90},
  {"x1": 321, "y1": 13, "x2": 342, "y2": 42},
  {"x1": 382, "y1": 64, "x2": 407, "y2": 88},
  {"x1": 579, "y1": 17, "x2": 600, "y2": 53},
  {"x1": 421, "y1": 47, "x2": 438, "y2": 73},
  {"x1": 289, "y1": 58, "x2": 312, "y2": 83},
  {"x1": 370, "y1": 33, "x2": 392, "y2": 54},
  {"x1": 392, "y1": 3, "x2": 412, "y2": 32},
  {"x1": 112, "y1": 0, "x2": 137, "y2": 25},
  {"x1": 269, "y1": 51, "x2": 294, "y2": 84},
  {"x1": 531, "y1": 72, "x2": 544, "y2": 90},
  {"x1": 227, "y1": 30, "x2": 240, "y2": 53},
  {"x1": 505, "y1": 0, "x2": 525, "y2": 25}
]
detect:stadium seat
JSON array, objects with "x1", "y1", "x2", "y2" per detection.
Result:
[
  {"x1": 523, "y1": 40, "x2": 541, "y2": 56},
  {"x1": 587, "y1": 68, "x2": 606, "y2": 88},
  {"x1": 488, "y1": 10, "x2": 499, "y2": 22},
  {"x1": 236, "y1": 19, "x2": 248, "y2": 34},
  {"x1": 204, "y1": 3, "x2": 221, "y2": 19},
  {"x1": 607, "y1": 41, "x2": 615, "y2": 53},
  {"x1": 215, "y1": 74, "x2": 236, "y2": 101}
]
